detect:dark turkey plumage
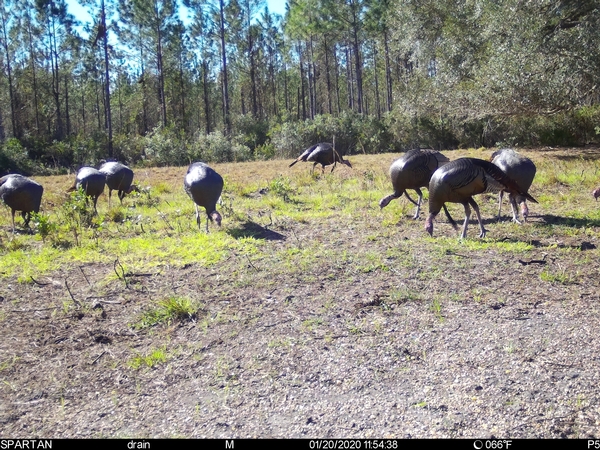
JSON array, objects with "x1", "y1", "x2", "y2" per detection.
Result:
[
  {"x1": 73, "y1": 167, "x2": 106, "y2": 213},
  {"x1": 425, "y1": 158, "x2": 537, "y2": 238},
  {"x1": 0, "y1": 174, "x2": 43, "y2": 231},
  {"x1": 99, "y1": 161, "x2": 135, "y2": 206},
  {"x1": 184, "y1": 162, "x2": 224, "y2": 232},
  {"x1": 379, "y1": 149, "x2": 450, "y2": 219},
  {"x1": 490, "y1": 149, "x2": 536, "y2": 223},
  {"x1": 289, "y1": 142, "x2": 352, "y2": 173}
]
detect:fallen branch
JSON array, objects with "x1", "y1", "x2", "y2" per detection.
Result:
[
  {"x1": 30, "y1": 276, "x2": 50, "y2": 286},
  {"x1": 64, "y1": 280, "x2": 82, "y2": 308},
  {"x1": 90, "y1": 351, "x2": 106, "y2": 365},
  {"x1": 246, "y1": 255, "x2": 258, "y2": 272},
  {"x1": 114, "y1": 259, "x2": 129, "y2": 288},
  {"x1": 518, "y1": 258, "x2": 547, "y2": 265},
  {"x1": 10, "y1": 307, "x2": 60, "y2": 312},
  {"x1": 154, "y1": 206, "x2": 174, "y2": 230},
  {"x1": 79, "y1": 266, "x2": 91, "y2": 286}
]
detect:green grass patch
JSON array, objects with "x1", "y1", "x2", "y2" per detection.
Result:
[
  {"x1": 302, "y1": 317, "x2": 324, "y2": 331},
  {"x1": 133, "y1": 296, "x2": 201, "y2": 329},
  {"x1": 389, "y1": 287, "x2": 423, "y2": 304},
  {"x1": 0, "y1": 356, "x2": 20, "y2": 372},
  {"x1": 430, "y1": 297, "x2": 444, "y2": 322},
  {"x1": 128, "y1": 346, "x2": 170, "y2": 369},
  {"x1": 539, "y1": 268, "x2": 576, "y2": 285}
]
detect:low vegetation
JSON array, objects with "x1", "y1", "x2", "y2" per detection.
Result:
[{"x1": 1, "y1": 147, "x2": 599, "y2": 279}]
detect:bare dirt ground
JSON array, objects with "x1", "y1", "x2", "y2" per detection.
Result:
[{"x1": 1, "y1": 148, "x2": 600, "y2": 438}]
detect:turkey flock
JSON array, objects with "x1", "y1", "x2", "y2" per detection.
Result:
[
  {"x1": 373, "y1": 147, "x2": 540, "y2": 238},
  {"x1": 0, "y1": 143, "x2": 596, "y2": 239}
]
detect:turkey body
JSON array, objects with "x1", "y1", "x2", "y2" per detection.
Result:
[
  {"x1": 184, "y1": 162, "x2": 224, "y2": 231},
  {"x1": 289, "y1": 143, "x2": 352, "y2": 173},
  {"x1": 379, "y1": 149, "x2": 450, "y2": 219},
  {"x1": 74, "y1": 167, "x2": 106, "y2": 213},
  {"x1": 425, "y1": 158, "x2": 537, "y2": 238},
  {"x1": 99, "y1": 162, "x2": 135, "y2": 205},
  {"x1": 0, "y1": 174, "x2": 43, "y2": 231},
  {"x1": 490, "y1": 149, "x2": 536, "y2": 222}
]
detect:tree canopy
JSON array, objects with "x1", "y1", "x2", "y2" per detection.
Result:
[{"x1": 1, "y1": 0, "x2": 599, "y2": 173}]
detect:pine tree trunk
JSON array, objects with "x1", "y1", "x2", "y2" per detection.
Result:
[
  {"x1": 298, "y1": 43, "x2": 307, "y2": 120},
  {"x1": 202, "y1": 61, "x2": 211, "y2": 134},
  {"x1": 333, "y1": 43, "x2": 341, "y2": 115},
  {"x1": 179, "y1": 53, "x2": 186, "y2": 132},
  {"x1": 383, "y1": 29, "x2": 393, "y2": 112},
  {"x1": 308, "y1": 36, "x2": 316, "y2": 119},
  {"x1": 156, "y1": 24, "x2": 167, "y2": 128},
  {"x1": 0, "y1": 9, "x2": 17, "y2": 138},
  {"x1": 351, "y1": 11, "x2": 363, "y2": 114},
  {"x1": 324, "y1": 37, "x2": 332, "y2": 115},
  {"x1": 50, "y1": 17, "x2": 63, "y2": 140},
  {"x1": 345, "y1": 45, "x2": 353, "y2": 110},
  {"x1": 219, "y1": 0, "x2": 231, "y2": 134},
  {"x1": 101, "y1": 0, "x2": 113, "y2": 157},
  {"x1": 64, "y1": 75, "x2": 70, "y2": 135},
  {"x1": 26, "y1": 19, "x2": 40, "y2": 135},
  {"x1": 373, "y1": 42, "x2": 380, "y2": 119}
]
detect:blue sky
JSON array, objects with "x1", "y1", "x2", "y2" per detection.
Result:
[{"x1": 66, "y1": 0, "x2": 287, "y2": 28}]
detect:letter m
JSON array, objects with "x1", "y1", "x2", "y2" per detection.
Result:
[{"x1": 225, "y1": 441, "x2": 234, "y2": 449}]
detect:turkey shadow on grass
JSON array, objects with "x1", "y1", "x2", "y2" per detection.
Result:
[
  {"x1": 538, "y1": 147, "x2": 600, "y2": 161},
  {"x1": 227, "y1": 221, "x2": 286, "y2": 241},
  {"x1": 6, "y1": 226, "x2": 35, "y2": 235},
  {"x1": 467, "y1": 214, "x2": 600, "y2": 229},
  {"x1": 498, "y1": 236, "x2": 596, "y2": 250},
  {"x1": 539, "y1": 214, "x2": 600, "y2": 228}
]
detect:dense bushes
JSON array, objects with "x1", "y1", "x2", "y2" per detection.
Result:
[
  {"x1": 270, "y1": 111, "x2": 399, "y2": 158},
  {"x1": 2, "y1": 108, "x2": 599, "y2": 176},
  {"x1": 0, "y1": 139, "x2": 40, "y2": 175}
]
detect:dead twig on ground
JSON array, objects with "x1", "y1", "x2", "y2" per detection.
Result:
[
  {"x1": 64, "y1": 280, "x2": 82, "y2": 307},
  {"x1": 114, "y1": 259, "x2": 129, "y2": 289},
  {"x1": 79, "y1": 266, "x2": 91, "y2": 285},
  {"x1": 90, "y1": 351, "x2": 106, "y2": 365},
  {"x1": 29, "y1": 277, "x2": 50, "y2": 286}
]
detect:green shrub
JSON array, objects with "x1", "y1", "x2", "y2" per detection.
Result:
[
  {"x1": 0, "y1": 139, "x2": 36, "y2": 174},
  {"x1": 142, "y1": 127, "x2": 187, "y2": 166},
  {"x1": 62, "y1": 187, "x2": 96, "y2": 230},
  {"x1": 271, "y1": 112, "x2": 397, "y2": 159},
  {"x1": 188, "y1": 131, "x2": 253, "y2": 163},
  {"x1": 31, "y1": 212, "x2": 57, "y2": 242},
  {"x1": 233, "y1": 114, "x2": 270, "y2": 149}
]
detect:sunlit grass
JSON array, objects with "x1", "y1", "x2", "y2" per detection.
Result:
[
  {"x1": 2, "y1": 149, "x2": 600, "y2": 283},
  {"x1": 430, "y1": 235, "x2": 534, "y2": 253},
  {"x1": 133, "y1": 296, "x2": 201, "y2": 329},
  {"x1": 128, "y1": 346, "x2": 170, "y2": 370}
]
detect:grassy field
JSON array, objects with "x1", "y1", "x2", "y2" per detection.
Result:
[
  {"x1": 2, "y1": 147, "x2": 600, "y2": 437},
  {"x1": 3, "y1": 147, "x2": 600, "y2": 280}
]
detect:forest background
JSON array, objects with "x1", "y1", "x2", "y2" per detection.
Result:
[{"x1": 0, "y1": 0, "x2": 599, "y2": 175}]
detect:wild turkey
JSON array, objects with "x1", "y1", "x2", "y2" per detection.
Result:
[
  {"x1": 71, "y1": 167, "x2": 106, "y2": 213},
  {"x1": 289, "y1": 142, "x2": 352, "y2": 174},
  {"x1": 379, "y1": 149, "x2": 450, "y2": 219},
  {"x1": 490, "y1": 148, "x2": 536, "y2": 223},
  {"x1": 425, "y1": 158, "x2": 537, "y2": 238},
  {"x1": 184, "y1": 162, "x2": 224, "y2": 232},
  {"x1": 0, "y1": 174, "x2": 43, "y2": 232},
  {"x1": 99, "y1": 161, "x2": 135, "y2": 206},
  {"x1": 593, "y1": 188, "x2": 600, "y2": 201}
]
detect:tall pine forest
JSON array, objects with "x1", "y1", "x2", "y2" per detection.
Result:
[{"x1": 0, "y1": 0, "x2": 599, "y2": 174}]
